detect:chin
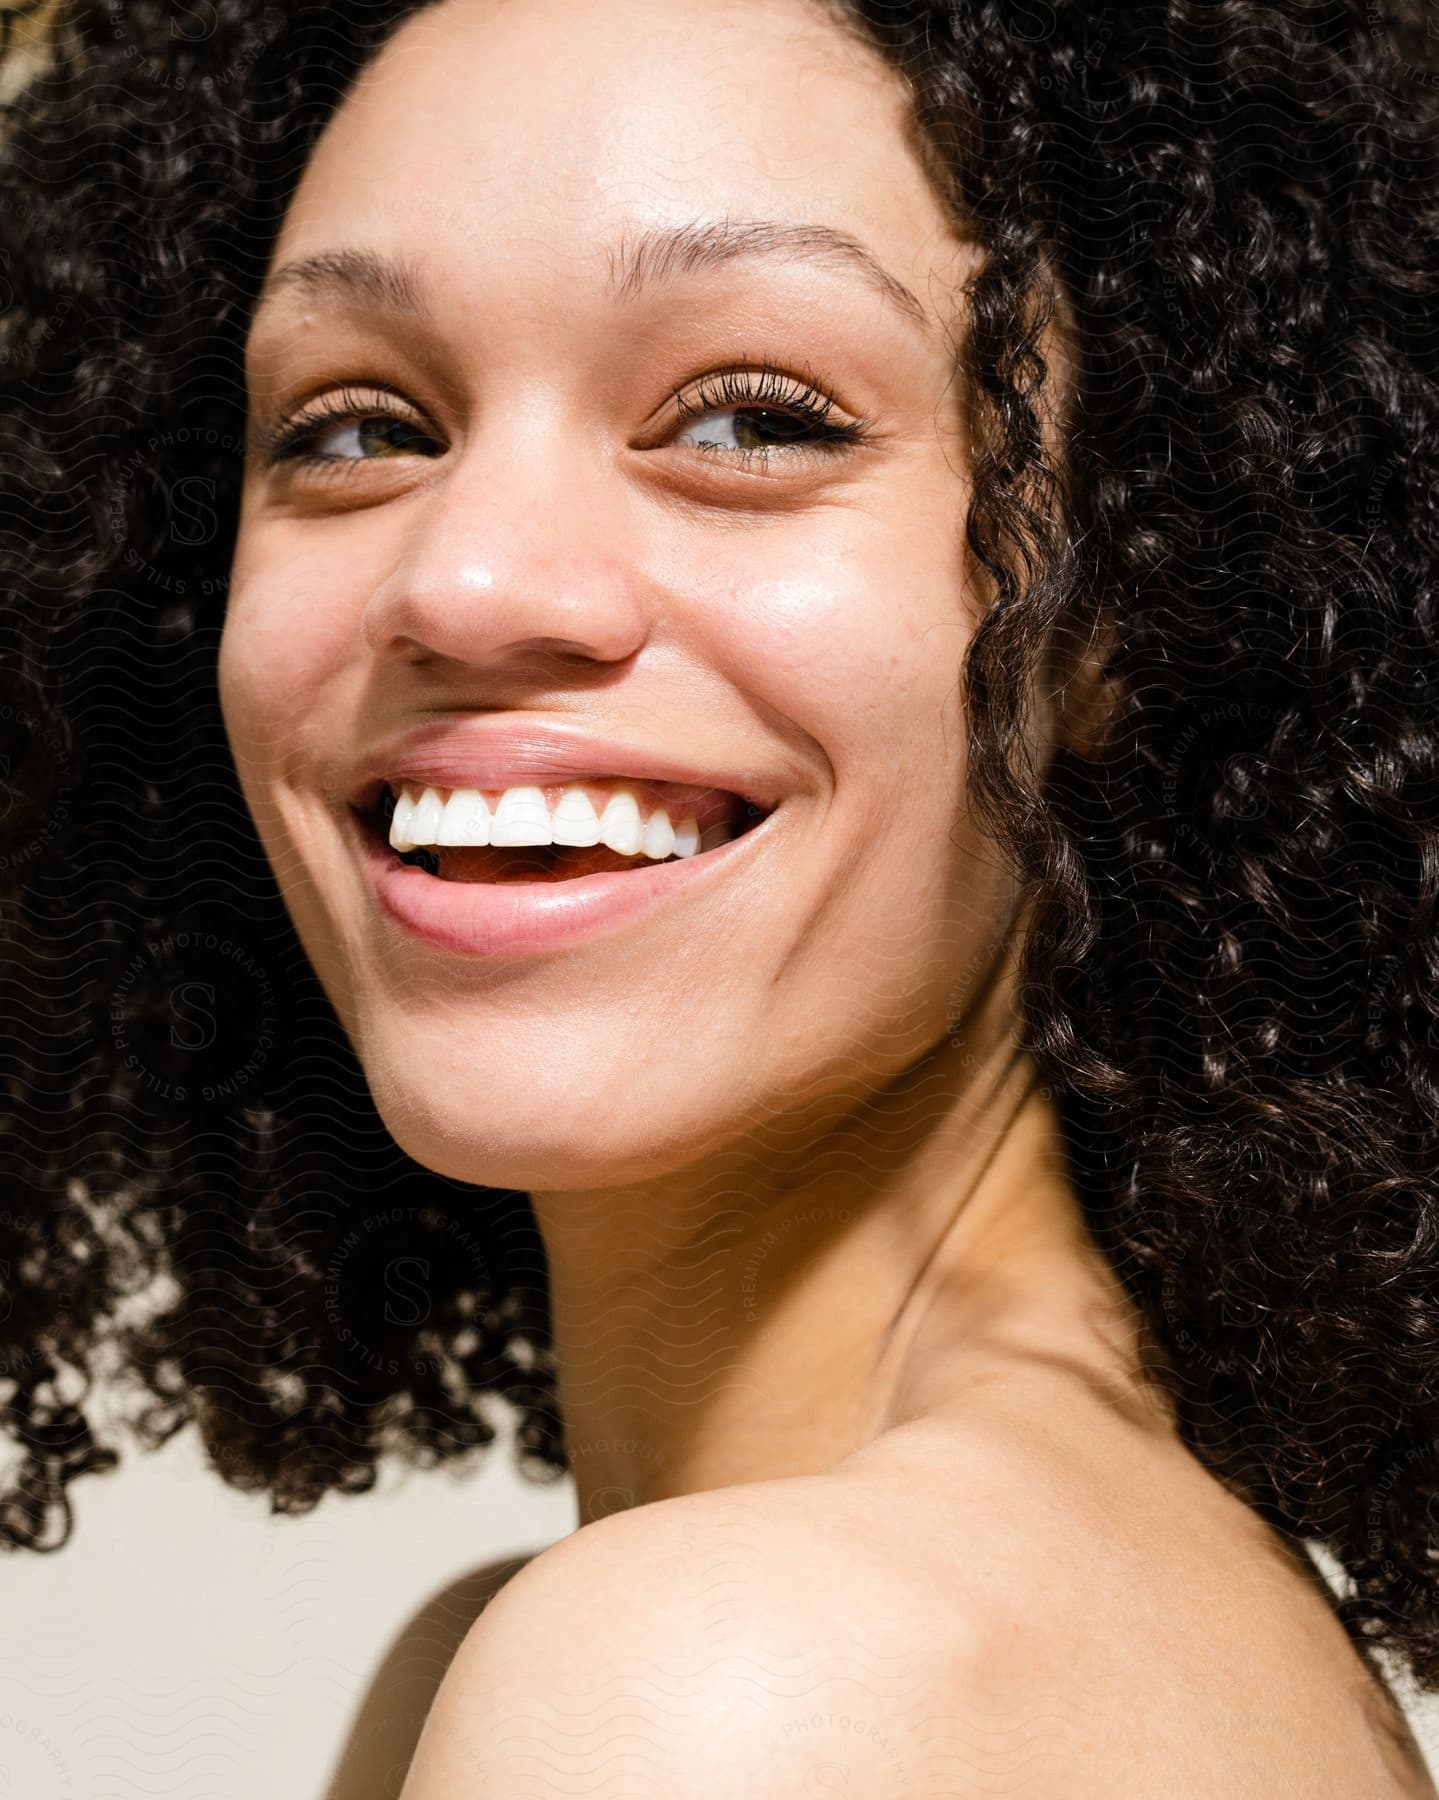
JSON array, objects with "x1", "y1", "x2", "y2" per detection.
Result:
[
  {"x1": 378, "y1": 1111, "x2": 711, "y2": 1194},
  {"x1": 359, "y1": 1044, "x2": 735, "y2": 1193},
  {"x1": 339, "y1": 930, "x2": 791, "y2": 1186}
]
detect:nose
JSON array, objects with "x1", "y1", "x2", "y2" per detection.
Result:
[{"x1": 358, "y1": 435, "x2": 653, "y2": 675}]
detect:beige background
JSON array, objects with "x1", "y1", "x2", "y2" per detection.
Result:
[{"x1": 0, "y1": 1369, "x2": 577, "y2": 1799}]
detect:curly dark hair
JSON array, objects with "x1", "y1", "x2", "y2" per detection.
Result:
[{"x1": 0, "y1": 0, "x2": 1436, "y2": 1695}]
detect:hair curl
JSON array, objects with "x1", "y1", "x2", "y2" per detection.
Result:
[{"x1": 0, "y1": 0, "x2": 1437, "y2": 1698}]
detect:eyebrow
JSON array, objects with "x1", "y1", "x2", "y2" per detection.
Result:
[
  {"x1": 251, "y1": 217, "x2": 932, "y2": 336},
  {"x1": 610, "y1": 218, "x2": 930, "y2": 332}
]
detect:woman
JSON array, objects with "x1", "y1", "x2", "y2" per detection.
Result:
[{"x1": 1, "y1": 0, "x2": 1436, "y2": 1790}]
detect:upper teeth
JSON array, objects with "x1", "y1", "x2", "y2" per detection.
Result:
[{"x1": 388, "y1": 783, "x2": 703, "y2": 860}]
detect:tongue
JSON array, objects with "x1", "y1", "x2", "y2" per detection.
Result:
[{"x1": 428, "y1": 843, "x2": 659, "y2": 884}]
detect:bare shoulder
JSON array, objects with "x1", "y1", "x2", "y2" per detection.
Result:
[
  {"x1": 399, "y1": 1408, "x2": 1435, "y2": 1797},
  {"x1": 397, "y1": 1475, "x2": 966, "y2": 1799}
]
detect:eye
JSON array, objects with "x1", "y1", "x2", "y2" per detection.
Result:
[
  {"x1": 675, "y1": 407, "x2": 823, "y2": 453},
  {"x1": 298, "y1": 414, "x2": 439, "y2": 461},
  {"x1": 668, "y1": 358, "x2": 871, "y2": 470},
  {"x1": 254, "y1": 382, "x2": 445, "y2": 470}
]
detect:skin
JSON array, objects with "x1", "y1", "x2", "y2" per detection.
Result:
[{"x1": 219, "y1": 0, "x2": 1438, "y2": 1791}]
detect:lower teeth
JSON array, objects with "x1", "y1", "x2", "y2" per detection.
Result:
[{"x1": 394, "y1": 842, "x2": 685, "y2": 884}]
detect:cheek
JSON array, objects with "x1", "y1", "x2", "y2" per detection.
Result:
[
  {"x1": 219, "y1": 527, "x2": 361, "y2": 776},
  {"x1": 712, "y1": 526, "x2": 970, "y2": 788},
  {"x1": 729, "y1": 525, "x2": 993, "y2": 973}
]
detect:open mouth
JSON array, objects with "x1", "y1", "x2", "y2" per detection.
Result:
[{"x1": 352, "y1": 779, "x2": 772, "y2": 886}]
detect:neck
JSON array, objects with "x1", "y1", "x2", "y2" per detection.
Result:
[{"x1": 531, "y1": 950, "x2": 1151, "y2": 1523}]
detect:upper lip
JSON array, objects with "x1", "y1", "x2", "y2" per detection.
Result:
[{"x1": 345, "y1": 716, "x2": 784, "y2": 814}]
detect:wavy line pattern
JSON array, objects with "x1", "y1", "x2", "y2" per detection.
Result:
[{"x1": 0, "y1": 0, "x2": 1436, "y2": 1794}]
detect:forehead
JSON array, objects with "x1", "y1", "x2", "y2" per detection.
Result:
[{"x1": 265, "y1": 0, "x2": 960, "y2": 317}]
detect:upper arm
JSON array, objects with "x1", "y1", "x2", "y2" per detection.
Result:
[{"x1": 396, "y1": 1496, "x2": 935, "y2": 1799}]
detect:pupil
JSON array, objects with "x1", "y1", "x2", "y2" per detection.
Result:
[
  {"x1": 735, "y1": 408, "x2": 809, "y2": 450},
  {"x1": 360, "y1": 417, "x2": 431, "y2": 457}
]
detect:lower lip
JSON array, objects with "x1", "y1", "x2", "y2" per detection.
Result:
[{"x1": 353, "y1": 812, "x2": 772, "y2": 958}]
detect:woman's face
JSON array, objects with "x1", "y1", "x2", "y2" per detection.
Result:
[{"x1": 221, "y1": 0, "x2": 1030, "y2": 1191}]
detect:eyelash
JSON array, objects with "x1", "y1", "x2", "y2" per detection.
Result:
[{"x1": 255, "y1": 358, "x2": 872, "y2": 477}]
